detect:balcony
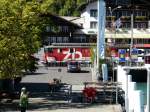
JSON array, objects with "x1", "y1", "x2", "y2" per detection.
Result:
[
  {"x1": 121, "y1": 16, "x2": 131, "y2": 21},
  {"x1": 135, "y1": 16, "x2": 148, "y2": 22},
  {"x1": 106, "y1": 16, "x2": 116, "y2": 21}
]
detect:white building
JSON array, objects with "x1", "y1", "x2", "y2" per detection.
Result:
[{"x1": 68, "y1": 0, "x2": 150, "y2": 58}]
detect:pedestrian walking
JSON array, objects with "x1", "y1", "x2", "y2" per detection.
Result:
[
  {"x1": 19, "y1": 87, "x2": 28, "y2": 112},
  {"x1": 49, "y1": 78, "x2": 61, "y2": 92}
]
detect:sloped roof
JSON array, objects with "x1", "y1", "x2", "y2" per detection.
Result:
[
  {"x1": 60, "y1": 16, "x2": 81, "y2": 21},
  {"x1": 60, "y1": 16, "x2": 84, "y2": 26},
  {"x1": 39, "y1": 13, "x2": 82, "y2": 29}
]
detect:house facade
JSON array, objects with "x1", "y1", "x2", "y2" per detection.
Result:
[
  {"x1": 41, "y1": 0, "x2": 150, "y2": 64},
  {"x1": 41, "y1": 13, "x2": 85, "y2": 45},
  {"x1": 77, "y1": 0, "x2": 150, "y2": 59},
  {"x1": 40, "y1": 13, "x2": 93, "y2": 64}
]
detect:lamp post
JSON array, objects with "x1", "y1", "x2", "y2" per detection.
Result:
[
  {"x1": 109, "y1": 6, "x2": 122, "y2": 31},
  {"x1": 130, "y1": 14, "x2": 134, "y2": 66},
  {"x1": 108, "y1": 5, "x2": 122, "y2": 44},
  {"x1": 108, "y1": 6, "x2": 121, "y2": 82}
]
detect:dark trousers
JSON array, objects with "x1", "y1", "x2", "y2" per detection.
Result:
[
  {"x1": 49, "y1": 84, "x2": 61, "y2": 92},
  {"x1": 20, "y1": 107, "x2": 26, "y2": 112}
]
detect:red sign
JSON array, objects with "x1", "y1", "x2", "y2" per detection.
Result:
[{"x1": 44, "y1": 48, "x2": 91, "y2": 63}]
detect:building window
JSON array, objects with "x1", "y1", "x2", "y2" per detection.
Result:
[
  {"x1": 122, "y1": 11, "x2": 126, "y2": 16},
  {"x1": 90, "y1": 22, "x2": 97, "y2": 29},
  {"x1": 63, "y1": 37, "x2": 69, "y2": 43},
  {"x1": 90, "y1": 9, "x2": 97, "y2": 17},
  {"x1": 134, "y1": 23, "x2": 146, "y2": 29},
  {"x1": 81, "y1": 36, "x2": 86, "y2": 43},
  {"x1": 106, "y1": 11, "x2": 110, "y2": 16},
  {"x1": 122, "y1": 23, "x2": 130, "y2": 29},
  {"x1": 134, "y1": 11, "x2": 147, "y2": 17},
  {"x1": 141, "y1": 23, "x2": 146, "y2": 29},
  {"x1": 46, "y1": 26, "x2": 51, "y2": 32},
  {"x1": 116, "y1": 0, "x2": 130, "y2": 5},
  {"x1": 50, "y1": 37, "x2": 56, "y2": 43},
  {"x1": 142, "y1": 11, "x2": 146, "y2": 16},
  {"x1": 122, "y1": 11, "x2": 131, "y2": 16},
  {"x1": 63, "y1": 26, "x2": 68, "y2": 32},
  {"x1": 57, "y1": 37, "x2": 62, "y2": 43}
]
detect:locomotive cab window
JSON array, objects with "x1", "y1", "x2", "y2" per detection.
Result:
[
  {"x1": 70, "y1": 48, "x2": 73, "y2": 53},
  {"x1": 58, "y1": 48, "x2": 62, "y2": 53},
  {"x1": 48, "y1": 48, "x2": 53, "y2": 53}
]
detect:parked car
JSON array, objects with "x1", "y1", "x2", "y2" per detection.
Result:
[{"x1": 67, "y1": 61, "x2": 81, "y2": 72}]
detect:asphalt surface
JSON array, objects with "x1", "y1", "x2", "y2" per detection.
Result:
[
  {"x1": 0, "y1": 65, "x2": 123, "y2": 112},
  {"x1": 0, "y1": 65, "x2": 93, "y2": 111},
  {"x1": 22, "y1": 66, "x2": 92, "y2": 85},
  {"x1": 18, "y1": 65, "x2": 92, "y2": 93}
]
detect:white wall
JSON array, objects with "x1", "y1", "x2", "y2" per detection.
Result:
[
  {"x1": 81, "y1": 1, "x2": 98, "y2": 29},
  {"x1": 117, "y1": 66, "x2": 145, "y2": 112}
]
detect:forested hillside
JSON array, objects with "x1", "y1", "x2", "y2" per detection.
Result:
[{"x1": 40, "y1": 0, "x2": 87, "y2": 16}]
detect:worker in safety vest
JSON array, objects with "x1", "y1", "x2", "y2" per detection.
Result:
[{"x1": 19, "y1": 87, "x2": 28, "y2": 112}]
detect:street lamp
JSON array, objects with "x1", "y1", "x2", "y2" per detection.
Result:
[
  {"x1": 109, "y1": 6, "x2": 122, "y2": 17},
  {"x1": 108, "y1": 6, "x2": 121, "y2": 82},
  {"x1": 109, "y1": 6, "x2": 122, "y2": 31}
]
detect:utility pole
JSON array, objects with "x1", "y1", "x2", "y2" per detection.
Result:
[
  {"x1": 130, "y1": 14, "x2": 134, "y2": 66},
  {"x1": 109, "y1": 6, "x2": 121, "y2": 82}
]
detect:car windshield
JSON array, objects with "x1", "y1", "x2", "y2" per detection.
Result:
[{"x1": 68, "y1": 62, "x2": 78, "y2": 65}]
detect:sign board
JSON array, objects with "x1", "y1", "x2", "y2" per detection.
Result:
[
  {"x1": 131, "y1": 48, "x2": 138, "y2": 62},
  {"x1": 119, "y1": 49, "x2": 126, "y2": 62}
]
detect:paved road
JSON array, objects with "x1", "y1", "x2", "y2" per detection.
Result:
[
  {"x1": 1, "y1": 99, "x2": 122, "y2": 112},
  {"x1": 0, "y1": 65, "x2": 123, "y2": 112},
  {"x1": 22, "y1": 66, "x2": 92, "y2": 85},
  {"x1": 16, "y1": 65, "x2": 92, "y2": 93}
]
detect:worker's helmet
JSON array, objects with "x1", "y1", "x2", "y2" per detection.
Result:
[{"x1": 21, "y1": 87, "x2": 26, "y2": 92}]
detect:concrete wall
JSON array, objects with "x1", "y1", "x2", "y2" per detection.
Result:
[{"x1": 117, "y1": 66, "x2": 145, "y2": 112}]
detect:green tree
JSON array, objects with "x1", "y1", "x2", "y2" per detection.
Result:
[
  {"x1": 59, "y1": 0, "x2": 77, "y2": 16},
  {"x1": 77, "y1": 0, "x2": 87, "y2": 5},
  {"x1": 90, "y1": 47, "x2": 96, "y2": 64},
  {"x1": 0, "y1": 0, "x2": 42, "y2": 79},
  {"x1": 0, "y1": 0, "x2": 88, "y2": 79},
  {"x1": 40, "y1": 0, "x2": 86, "y2": 16}
]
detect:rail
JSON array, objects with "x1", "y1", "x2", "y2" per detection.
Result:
[
  {"x1": 83, "y1": 82, "x2": 123, "y2": 104},
  {"x1": 48, "y1": 83, "x2": 72, "y2": 102}
]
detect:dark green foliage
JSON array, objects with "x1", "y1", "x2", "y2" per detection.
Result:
[
  {"x1": 41, "y1": 0, "x2": 87, "y2": 16},
  {"x1": 0, "y1": 0, "x2": 42, "y2": 79},
  {"x1": 0, "y1": 0, "x2": 87, "y2": 79}
]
